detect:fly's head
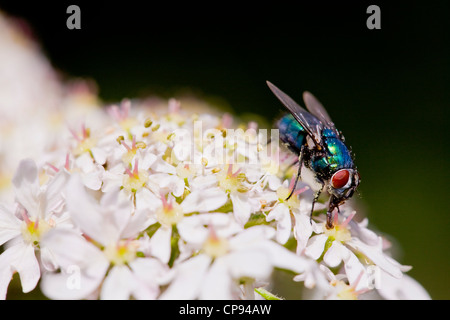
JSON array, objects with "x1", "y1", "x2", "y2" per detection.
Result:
[{"x1": 328, "y1": 168, "x2": 361, "y2": 211}]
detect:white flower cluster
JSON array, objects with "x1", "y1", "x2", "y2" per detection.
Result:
[
  {"x1": 0, "y1": 11, "x2": 430, "y2": 300},
  {"x1": 0, "y1": 98, "x2": 430, "y2": 300}
]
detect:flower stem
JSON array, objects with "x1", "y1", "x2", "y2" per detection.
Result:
[{"x1": 254, "y1": 288, "x2": 283, "y2": 300}]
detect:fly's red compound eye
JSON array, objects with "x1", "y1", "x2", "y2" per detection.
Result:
[{"x1": 331, "y1": 169, "x2": 350, "y2": 189}]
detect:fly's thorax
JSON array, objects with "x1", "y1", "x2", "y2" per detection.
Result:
[
  {"x1": 323, "y1": 135, "x2": 354, "y2": 171},
  {"x1": 310, "y1": 156, "x2": 331, "y2": 178}
]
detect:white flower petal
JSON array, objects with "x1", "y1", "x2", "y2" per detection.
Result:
[
  {"x1": 199, "y1": 259, "x2": 233, "y2": 300},
  {"x1": 151, "y1": 157, "x2": 176, "y2": 174},
  {"x1": 293, "y1": 212, "x2": 313, "y2": 253},
  {"x1": 245, "y1": 166, "x2": 264, "y2": 183},
  {"x1": 44, "y1": 170, "x2": 69, "y2": 217},
  {"x1": 129, "y1": 277, "x2": 161, "y2": 300},
  {"x1": 91, "y1": 147, "x2": 106, "y2": 165},
  {"x1": 66, "y1": 175, "x2": 123, "y2": 245},
  {"x1": 0, "y1": 204, "x2": 21, "y2": 246},
  {"x1": 121, "y1": 209, "x2": 154, "y2": 239},
  {"x1": 342, "y1": 249, "x2": 369, "y2": 292},
  {"x1": 148, "y1": 173, "x2": 184, "y2": 197},
  {"x1": 267, "y1": 203, "x2": 291, "y2": 244},
  {"x1": 129, "y1": 257, "x2": 172, "y2": 287},
  {"x1": 181, "y1": 188, "x2": 227, "y2": 213},
  {"x1": 41, "y1": 266, "x2": 105, "y2": 300},
  {"x1": 347, "y1": 237, "x2": 403, "y2": 279},
  {"x1": 225, "y1": 250, "x2": 272, "y2": 280},
  {"x1": 100, "y1": 190, "x2": 133, "y2": 239},
  {"x1": 0, "y1": 243, "x2": 40, "y2": 297},
  {"x1": 349, "y1": 219, "x2": 379, "y2": 246},
  {"x1": 41, "y1": 229, "x2": 106, "y2": 267},
  {"x1": 149, "y1": 226, "x2": 172, "y2": 264},
  {"x1": 40, "y1": 229, "x2": 109, "y2": 300},
  {"x1": 14, "y1": 244, "x2": 40, "y2": 293},
  {"x1": 12, "y1": 159, "x2": 40, "y2": 217},
  {"x1": 101, "y1": 164, "x2": 124, "y2": 193},
  {"x1": 323, "y1": 242, "x2": 345, "y2": 268},
  {"x1": 259, "y1": 240, "x2": 307, "y2": 274},
  {"x1": 159, "y1": 254, "x2": 211, "y2": 300},
  {"x1": 304, "y1": 234, "x2": 328, "y2": 260},
  {"x1": 137, "y1": 150, "x2": 157, "y2": 170},
  {"x1": 100, "y1": 265, "x2": 135, "y2": 300},
  {"x1": 267, "y1": 175, "x2": 282, "y2": 191},
  {"x1": 81, "y1": 166, "x2": 104, "y2": 190},
  {"x1": 40, "y1": 246, "x2": 58, "y2": 272},
  {"x1": 178, "y1": 213, "x2": 242, "y2": 246},
  {"x1": 135, "y1": 188, "x2": 161, "y2": 211},
  {"x1": 177, "y1": 218, "x2": 209, "y2": 246},
  {"x1": 189, "y1": 175, "x2": 218, "y2": 191},
  {"x1": 294, "y1": 260, "x2": 331, "y2": 292},
  {"x1": 0, "y1": 257, "x2": 14, "y2": 299},
  {"x1": 74, "y1": 152, "x2": 96, "y2": 172},
  {"x1": 229, "y1": 225, "x2": 275, "y2": 247},
  {"x1": 378, "y1": 272, "x2": 431, "y2": 300},
  {"x1": 230, "y1": 192, "x2": 252, "y2": 226}
]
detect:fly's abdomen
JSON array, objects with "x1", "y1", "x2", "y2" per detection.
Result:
[{"x1": 277, "y1": 114, "x2": 306, "y2": 153}]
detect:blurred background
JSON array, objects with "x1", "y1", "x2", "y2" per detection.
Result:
[{"x1": 1, "y1": 1, "x2": 449, "y2": 299}]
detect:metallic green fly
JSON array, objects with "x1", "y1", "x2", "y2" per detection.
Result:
[{"x1": 267, "y1": 81, "x2": 360, "y2": 229}]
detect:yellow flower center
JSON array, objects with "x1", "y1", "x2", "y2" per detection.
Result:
[
  {"x1": 122, "y1": 170, "x2": 149, "y2": 193},
  {"x1": 122, "y1": 159, "x2": 149, "y2": 193},
  {"x1": 331, "y1": 280, "x2": 358, "y2": 300},
  {"x1": 21, "y1": 218, "x2": 52, "y2": 246},
  {"x1": 0, "y1": 172, "x2": 11, "y2": 191},
  {"x1": 217, "y1": 164, "x2": 247, "y2": 193},
  {"x1": 156, "y1": 198, "x2": 184, "y2": 227},
  {"x1": 176, "y1": 163, "x2": 196, "y2": 180},
  {"x1": 104, "y1": 240, "x2": 139, "y2": 265},
  {"x1": 203, "y1": 231, "x2": 229, "y2": 258},
  {"x1": 122, "y1": 149, "x2": 137, "y2": 165},
  {"x1": 120, "y1": 137, "x2": 146, "y2": 165},
  {"x1": 324, "y1": 215, "x2": 354, "y2": 243},
  {"x1": 73, "y1": 137, "x2": 96, "y2": 156},
  {"x1": 120, "y1": 118, "x2": 139, "y2": 134},
  {"x1": 276, "y1": 186, "x2": 300, "y2": 209},
  {"x1": 71, "y1": 124, "x2": 96, "y2": 157}
]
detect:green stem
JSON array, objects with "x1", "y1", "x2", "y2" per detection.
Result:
[{"x1": 254, "y1": 288, "x2": 283, "y2": 300}]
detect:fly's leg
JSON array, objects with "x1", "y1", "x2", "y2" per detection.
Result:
[
  {"x1": 286, "y1": 145, "x2": 305, "y2": 200},
  {"x1": 310, "y1": 183, "x2": 324, "y2": 223},
  {"x1": 286, "y1": 164, "x2": 301, "y2": 200},
  {"x1": 326, "y1": 201, "x2": 340, "y2": 229},
  {"x1": 326, "y1": 210, "x2": 333, "y2": 229},
  {"x1": 284, "y1": 158, "x2": 300, "y2": 174}
]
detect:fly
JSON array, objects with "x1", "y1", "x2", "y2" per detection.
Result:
[{"x1": 267, "y1": 81, "x2": 360, "y2": 229}]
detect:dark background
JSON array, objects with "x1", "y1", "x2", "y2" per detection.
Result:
[{"x1": 1, "y1": 1, "x2": 449, "y2": 299}]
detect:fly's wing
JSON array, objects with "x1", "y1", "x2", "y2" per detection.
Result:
[
  {"x1": 267, "y1": 81, "x2": 324, "y2": 147},
  {"x1": 303, "y1": 91, "x2": 340, "y2": 137}
]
